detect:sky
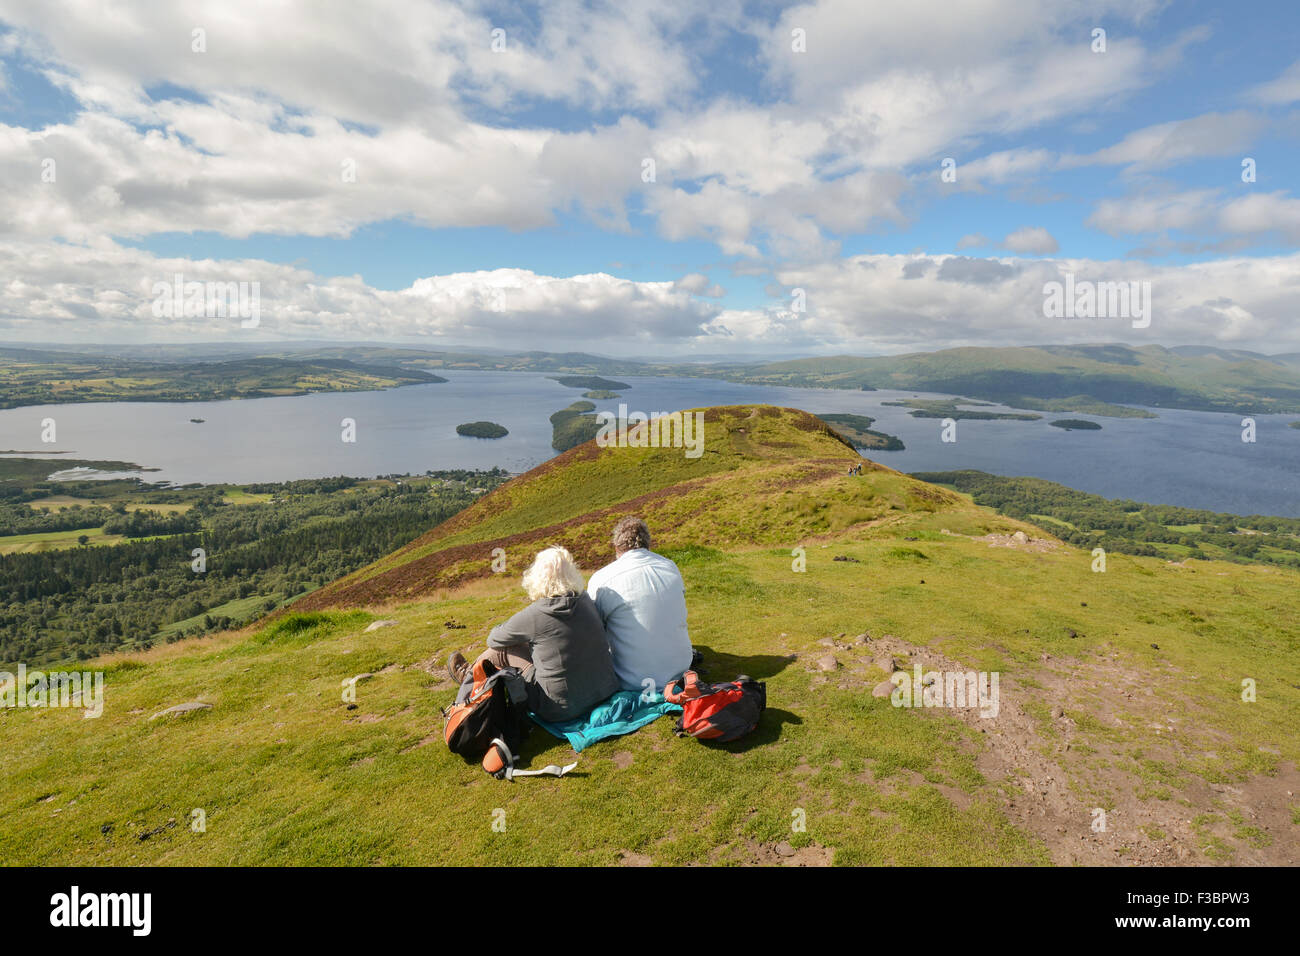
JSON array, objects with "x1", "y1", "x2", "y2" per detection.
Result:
[{"x1": 1, "y1": 0, "x2": 1298, "y2": 358}]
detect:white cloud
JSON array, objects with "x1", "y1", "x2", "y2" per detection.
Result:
[
  {"x1": 951, "y1": 149, "x2": 1056, "y2": 189},
  {"x1": 764, "y1": 0, "x2": 1165, "y2": 106},
  {"x1": 1088, "y1": 189, "x2": 1300, "y2": 241},
  {"x1": 1064, "y1": 111, "x2": 1265, "y2": 171},
  {"x1": 1087, "y1": 189, "x2": 1221, "y2": 235},
  {"x1": 0, "y1": 0, "x2": 724, "y2": 122},
  {"x1": 1246, "y1": 60, "x2": 1300, "y2": 105},
  {"x1": 0, "y1": 240, "x2": 721, "y2": 347},
  {"x1": 674, "y1": 272, "x2": 725, "y2": 297},
  {"x1": 5, "y1": 240, "x2": 1300, "y2": 354},
  {"x1": 0, "y1": 0, "x2": 1212, "y2": 263},
  {"x1": 0, "y1": 0, "x2": 1294, "y2": 356},
  {"x1": 1216, "y1": 192, "x2": 1300, "y2": 240},
  {"x1": 767, "y1": 252, "x2": 1300, "y2": 353},
  {"x1": 1001, "y1": 227, "x2": 1060, "y2": 255}
]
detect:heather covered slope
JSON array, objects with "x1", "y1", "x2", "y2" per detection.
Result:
[
  {"x1": 2, "y1": 406, "x2": 1297, "y2": 866},
  {"x1": 290, "y1": 406, "x2": 969, "y2": 611}
]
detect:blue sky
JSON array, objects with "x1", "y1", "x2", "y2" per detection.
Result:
[{"x1": 1, "y1": 0, "x2": 1299, "y2": 355}]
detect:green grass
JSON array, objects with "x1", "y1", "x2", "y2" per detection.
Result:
[
  {"x1": 152, "y1": 593, "x2": 285, "y2": 641},
  {"x1": 1, "y1": 405, "x2": 1295, "y2": 866},
  {"x1": 4, "y1": 525, "x2": 1294, "y2": 865},
  {"x1": 220, "y1": 489, "x2": 274, "y2": 505},
  {"x1": 0, "y1": 527, "x2": 126, "y2": 554}
]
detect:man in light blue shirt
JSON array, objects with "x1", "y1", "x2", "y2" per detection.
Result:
[{"x1": 587, "y1": 516, "x2": 693, "y2": 693}]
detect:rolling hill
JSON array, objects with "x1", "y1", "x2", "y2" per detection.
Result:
[
  {"x1": 0, "y1": 348, "x2": 444, "y2": 408},
  {"x1": 2, "y1": 406, "x2": 1296, "y2": 866},
  {"x1": 721, "y1": 344, "x2": 1300, "y2": 415},
  {"x1": 8, "y1": 342, "x2": 1299, "y2": 417}
]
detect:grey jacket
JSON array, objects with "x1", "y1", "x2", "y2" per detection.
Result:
[{"x1": 487, "y1": 591, "x2": 619, "y2": 722}]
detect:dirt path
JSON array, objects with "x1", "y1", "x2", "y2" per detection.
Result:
[{"x1": 823, "y1": 632, "x2": 1298, "y2": 865}]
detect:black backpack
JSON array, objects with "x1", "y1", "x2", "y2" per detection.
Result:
[{"x1": 442, "y1": 659, "x2": 532, "y2": 777}]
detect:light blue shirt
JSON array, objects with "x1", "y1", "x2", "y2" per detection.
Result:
[{"x1": 587, "y1": 549, "x2": 692, "y2": 693}]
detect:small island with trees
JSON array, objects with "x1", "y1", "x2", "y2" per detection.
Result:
[
  {"x1": 551, "y1": 375, "x2": 629, "y2": 391},
  {"x1": 455, "y1": 421, "x2": 509, "y2": 439},
  {"x1": 1048, "y1": 419, "x2": 1102, "y2": 431},
  {"x1": 882, "y1": 398, "x2": 1041, "y2": 421},
  {"x1": 550, "y1": 401, "x2": 600, "y2": 451}
]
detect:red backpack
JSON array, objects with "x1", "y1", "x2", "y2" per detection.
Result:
[{"x1": 663, "y1": 671, "x2": 766, "y2": 742}]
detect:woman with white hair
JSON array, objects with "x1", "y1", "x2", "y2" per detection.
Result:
[{"x1": 447, "y1": 546, "x2": 619, "y2": 722}]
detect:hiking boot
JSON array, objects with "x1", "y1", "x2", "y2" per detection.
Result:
[{"x1": 447, "y1": 652, "x2": 470, "y2": 684}]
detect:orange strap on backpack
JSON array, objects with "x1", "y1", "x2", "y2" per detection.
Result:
[{"x1": 664, "y1": 670, "x2": 710, "y2": 703}]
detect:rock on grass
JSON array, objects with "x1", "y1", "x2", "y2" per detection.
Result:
[{"x1": 149, "y1": 702, "x2": 212, "y2": 720}]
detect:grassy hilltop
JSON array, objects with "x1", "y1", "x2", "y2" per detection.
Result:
[{"x1": 2, "y1": 406, "x2": 1297, "y2": 866}]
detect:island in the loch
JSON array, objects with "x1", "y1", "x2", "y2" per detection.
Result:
[
  {"x1": 1049, "y1": 419, "x2": 1102, "y2": 431},
  {"x1": 455, "y1": 421, "x2": 509, "y2": 439},
  {"x1": 550, "y1": 401, "x2": 600, "y2": 451},
  {"x1": 582, "y1": 389, "x2": 621, "y2": 399},
  {"x1": 882, "y1": 398, "x2": 1042, "y2": 421},
  {"x1": 816, "y1": 413, "x2": 905, "y2": 451},
  {"x1": 551, "y1": 375, "x2": 629, "y2": 391}
]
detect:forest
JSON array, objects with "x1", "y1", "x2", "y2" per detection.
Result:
[
  {"x1": 0, "y1": 468, "x2": 508, "y2": 666},
  {"x1": 913, "y1": 470, "x2": 1300, "y2": 568}
]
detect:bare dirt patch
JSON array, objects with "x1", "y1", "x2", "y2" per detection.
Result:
[
  {"x1": 849, "y1": 633, "x2": 1299, "y2": 865},
  {"x1": 401, "y1": 732, "x2": 441, "y2": 754},
  {"x1": 739, "y1": 837, "x2": 834, "y2": 866},
  {"x1": 976, "y1": 531, "x2": 1061, "y2": 553}
]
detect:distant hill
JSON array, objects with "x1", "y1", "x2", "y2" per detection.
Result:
[
  {"x1": 725, "y1": 344, "x2": 1300, "y2": 415},
  {"x1": 11, "y1": 342, "x2": 1299, "y2": 416},
  {"x1": 0, "y1": 348, "x2": 444, "y2": 408}
]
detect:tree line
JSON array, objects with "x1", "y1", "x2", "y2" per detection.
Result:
[
  {"x1": 913, "y1": 470, "x2": 1300, "y2": 568},
  {"x1": 0, "y1": 470, "x2": 508, "y2": 667}
]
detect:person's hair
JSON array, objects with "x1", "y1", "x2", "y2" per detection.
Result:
[
  {"x1": 521, "y1": 546, "x2": 586, "y2": 600},
  {"x1": 611, "y1": 516, "x2": 651, "y2": 555}
]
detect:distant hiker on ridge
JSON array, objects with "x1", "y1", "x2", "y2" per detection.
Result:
[{"x1": 587, "y1": 517, "x2": 693, "y2": 694}]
